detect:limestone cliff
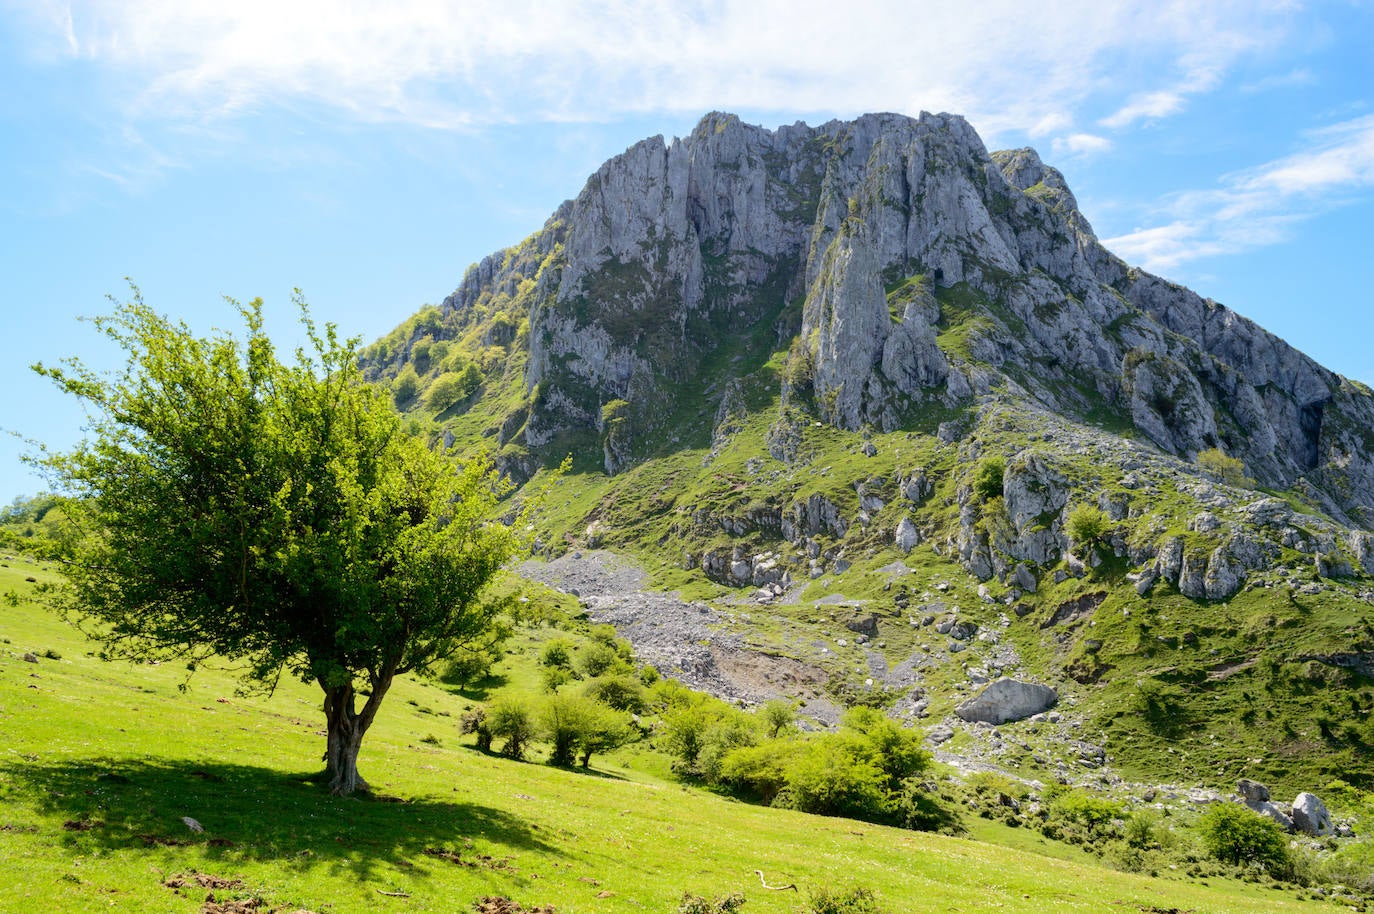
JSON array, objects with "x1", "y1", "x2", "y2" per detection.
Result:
[{"x1": 372, "y1": 110, "x2": 1374, "y2": 529}]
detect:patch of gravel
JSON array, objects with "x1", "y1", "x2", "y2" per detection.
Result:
[{"x1": 518, "y1": 551, "x2": 841, "y2": 723}]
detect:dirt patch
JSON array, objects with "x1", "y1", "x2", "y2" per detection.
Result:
[
  {"x1": 62, "y1": 819, "x2": 102, "y2": 831},
  {"x1": 474, "y1": 897, "x2": 555, "y2": 914},
  {"x1": 1207, "y1": 657, "x2": 1258, "y2": 681},
  {"x1": 424, "y1": 847, "x2": 517, "y2": 872},
  {"x1": 164, "y1": 873, "x2": 245, "y2": 891},
  {"x1": 162, "y1": 872, "x2": 319, "y2": 914},
  {"x1": 1041, "y1": 591, "x2": 1106, "y2": 629},
  {"x1": 139, "y1": 833, "x2": 192, "y2": 846}
]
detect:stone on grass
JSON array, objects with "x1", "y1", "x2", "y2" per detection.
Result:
[{"x1": 955, "y1": 677, "x2": 1057, "y2": 725}]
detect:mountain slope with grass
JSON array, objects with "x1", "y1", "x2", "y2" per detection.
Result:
[
  {"x1": 361, "y1": 111, "x2": 1374, "y2": 804},
  {"x1": 4, "y1": 555, "x2": 1369, "y2": 914}
]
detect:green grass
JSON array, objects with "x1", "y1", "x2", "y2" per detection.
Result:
[{"x1": 0, "y1": 555, "x2": 1348, "y2": 914}]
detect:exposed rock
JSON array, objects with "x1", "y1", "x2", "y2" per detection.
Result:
[
  {"x1": 955, "y1": 677, "x2": 1058, "y2": 725},
  {"x1": 1292, "y1": 792, "x2": 1334, "y2": 837},
  {"x1": 843, "y1": 612, "x2": 879, "y2": 638},
  {"x1": 1251, "y1": 801, "x2": 1294, "y2": 832},
  {"x1": 1237, "y1": 778, "x2": 1270, "y2": 803},
  {"x1": 895, "y1": 516, "x2": 920, "y2": 553}
]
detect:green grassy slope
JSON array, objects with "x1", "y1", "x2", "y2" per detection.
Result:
[{"x1": 0, "y1": 556, "x2": 1348, "y2": 914}]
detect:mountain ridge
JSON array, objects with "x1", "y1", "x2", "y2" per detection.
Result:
[
  {"x1": 394, "y1": 110, "x2": 1372, "y2": 529},
  {"x1": 359, "y1": 111, "x2": 1374, "y2": 792}
]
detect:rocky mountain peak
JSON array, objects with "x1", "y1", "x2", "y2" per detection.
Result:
[{"x1": 375, "y1": 110, "x2": 1374, "y2": 530}]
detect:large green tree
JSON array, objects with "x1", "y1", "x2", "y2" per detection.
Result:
[{"x1": 33, "y1": 291, "x2": 525, "y2": 795}]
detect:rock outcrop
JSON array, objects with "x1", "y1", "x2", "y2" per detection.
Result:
[
  {"x1": 1292, "y1": 792, "x2": 1334, "y2": 837},
  {"x1": 410, "y1": 111, "x2": 1374, "y2": 528},
  {"x1": 955, "y1": 677, "x2": 1058, "y2": 725}
]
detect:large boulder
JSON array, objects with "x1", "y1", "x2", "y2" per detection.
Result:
[
  {"x1": 895, "y1": 516, "x2": 921, "y2": 553},
  {"x1": 955, "y1": 677, "x2": 1058, "y2": 725},
  {"x1": 1291, "y1": 793, "x2": 1334, "y2": 837}
]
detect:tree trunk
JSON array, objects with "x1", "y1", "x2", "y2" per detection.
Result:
[{"x1": 321, "y1": 674, "x2": 393, "y2": 796}]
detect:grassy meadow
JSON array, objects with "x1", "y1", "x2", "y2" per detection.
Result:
[{"x1": 0, "y1": 554, "x2": 1349, "y2": 914}]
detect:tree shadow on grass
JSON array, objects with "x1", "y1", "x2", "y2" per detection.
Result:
[{"x1": 1, "y1": 757, "x2": 560, "y2": 881}]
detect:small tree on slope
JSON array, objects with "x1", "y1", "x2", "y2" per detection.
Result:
[{"x1": 31, "y1": 291, "x2": 526, "y2": 795}]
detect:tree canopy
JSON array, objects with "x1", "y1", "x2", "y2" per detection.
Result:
[{"x1": 33, "y1": 291, "x2": 525, "y2": 794}]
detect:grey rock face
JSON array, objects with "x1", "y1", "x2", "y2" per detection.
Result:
[
  {"x1": 895, "y1": 516, "x2": 921, "y2": 553},
  {"x1": 419, "y1": 109, "x2": 1374, "y2": 522},
  {"x1": 1292, "y1": 792, "x2": 1334, "y2": 837},
  {"x1": 955, "y1": 677, "x2": 1058, "y2": 725},
  {"x1": 1252, "y1": 801, "x2": 1295, "y2": 832},
  {"x1": 1238, "y1": 778, "x2": 1270, "y2": 803}
]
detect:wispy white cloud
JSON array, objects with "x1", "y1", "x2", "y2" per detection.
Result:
[
  {"x1": 1100, "y1": 91, "x2": 1186, "y2": 129},
  {"x1": 1105, "y1": 114, "x2": 1374, "y2": 271},
  {"x1": 1028, "y1": 112, "x2": 1073, "y2": 139},
  {"x1": 1053, "y1": 133, "x2": 1113, "y2": 157},
  {"x1": 1240, "y1": 68, "x2": 1316, "y2": 93},
  {"x1": 10, "y1": 0, "x2": 1300, "y2": 142}
]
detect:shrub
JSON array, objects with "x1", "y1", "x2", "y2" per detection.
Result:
[
  {"x1": 425, "y1": 369, "x2": 480, "y2": 412},
  {"x1": 1198, "y1": 802, "x2": 1291, "y2": 872},
  {"x1": 1066, "y1": 504, "x2": 1109, "y2": 553},
  {"x1": 777, "y1": 740, "x2": 888, "y2": 821},
  {"x1": 971, "y1": 457, "x2": 1005, "y2": 501},
  {"x1": 663, "y1": 705, "x2": 714, "y2": 768},
  {"x1": 1050, "y1": 790, "x2": 1124, "y2": 836},
  {"x1": 577, "y1": 640, "x2": 624, "y2": 678},
  {"x1": 695, "y1": 712, "x2": 761, "y2": 783},
  {"x1": 678, "y1": 893, "x2": 746, "y2": 914},
  {"x1": 896, "y1": 779, "x2": 964, "y2": 834},
  {"x1": 539, "y1": 638, "x2": 575, "y2": 670},
  {"x1": 841, "y1": 707, "x2": 928, "y2": 790},
  {"x1": 576, "y1": 704, "x2": 634, "y2": 767},
  {"x1": 439, "y1": 647, "x2": 496, "y2": 690},
  {"x1": 583, "y1": 674, "x2": 647, "y2": 713},
  {"x1": 392, "y1": 366, "x2": 420, "y2": 407},
  {"x1": 539, "y1": 665, "x2": 572, "y2": 692},
  {"x1": 486, "y1": 698, "x2": 534, "y2": 760},
  {"x1": 806, "y1": 885, "x2": 882, "y2": 914},
  {"x1": 759, "y1": 699, "x2": 795, "y2": 738},
  {"x1": 459, "y1": 707, "x2": 492, "y2": 752},
  {"x1": 1197, "y1": 447, "x2": 1255, "y2": 488},
  {"x1": 718, "y1": 740, "x2": 802, "y2": 804}
]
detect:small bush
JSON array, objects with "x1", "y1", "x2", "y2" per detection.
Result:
[
  {"x1": 539, "y1": 638, "x2": 575, "y2": 670},
  {"x1": 1197, "y1": 447, "x2": 1255, "y2": 488},
  {"x1": 807, "y1": 885, "x2": 882, "y2": 914},
  {"x1": 678, "y1": 893, "x2": 745, "y2": 914},
  {"x1": 1050, "y1": 790, "x2": 1124, "y2": 835},
  {"x1": 1066, "y1": 504, "x2": 1109, "y2": 553},
  {"x1": 776, "y1": 741, "x2": 888, "y2": 821},
  {"x1": 1198, "y1": 802, "x2": 1291, "y2": 872},
  {"x1": 425, "y1": 368, "x2": 481, "y2": 412},
  {"x1": 896, "y1": 779, "x2": 964, "y2": 834},
  {"x1": 540, "y1": 665, "x2": 574, "y2": 693},
  {"x1": 971, "y1": 457, "x2": 1005, "y2": 501},
  {"x1": 718, "y1": 740, "x2": 802, "y2": 804},
  {"x1": 392, "y1": 366, "x2": 420, "y2": 407},
  {"x1": 440, "y1": 648, "x2": 496, "y2": 690},
  {"x1": 486, "y1": 698, "x2": 534, "y2": 760},
  {"x1": 759, "y1": 699, "x2": 795, "y2": 738},
  {"x1": 583, "y1": 674, "x2": 647, "y2": 713},
  {"x1": 459, "y1": 707, "x2": 492, "y2": 752},
  {"x1": 576, "y1": 640, "x2": 624, "y2": 678}
]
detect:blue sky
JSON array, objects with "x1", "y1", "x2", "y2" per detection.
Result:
[{"x1": 2, "y1": 0, "x2": 1372, "y2": 502}]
